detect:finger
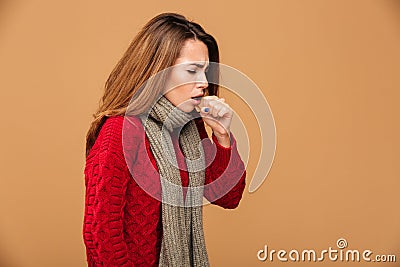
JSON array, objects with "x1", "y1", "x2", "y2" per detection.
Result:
[
  {"x1": 199, "y1": 95, "x2": 218, "y2": 108},
  {"x1": 211, "y1": 103, "x2": 224, "y2": 117},
  {"x1": 200, "y1": 106, "x2": 210, "y2": 115},
  {"x1": 204, "y1": 95, "x2": 219, "y2": 101},
  {"x1": 208, "y1": 99, "x2": 229, "y2": 110},
  {"x1": 218, "y1": 106, "x2": 230, "y2": 117}
]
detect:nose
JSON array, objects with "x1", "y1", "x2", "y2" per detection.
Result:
[{"x1": 196, "y1": 71, "x2": 208, "y2": 90}]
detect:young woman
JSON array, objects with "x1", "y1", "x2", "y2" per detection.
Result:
[{"x1": 83, "y1": 13, "x2": 246, "y2": 267}]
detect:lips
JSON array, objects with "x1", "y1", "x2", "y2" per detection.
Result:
[
  {"x1": 191, "y1": 96, "x2": 203, "y2": 101},
  {"x1": 191, "y1": 96, "x2": 202, "y2": 112}
]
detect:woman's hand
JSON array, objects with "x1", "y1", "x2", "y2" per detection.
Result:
[{"x1": 198, "y1": 96, "x2": 233, "y2": 148}]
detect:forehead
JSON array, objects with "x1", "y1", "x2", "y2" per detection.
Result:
[{"x1": 175, "y1": 39, "x2": 209, "y2": 64}]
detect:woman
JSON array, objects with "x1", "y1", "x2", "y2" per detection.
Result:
[{"x1": 83, "y1": 12, "x2": 246, "y2": 267}]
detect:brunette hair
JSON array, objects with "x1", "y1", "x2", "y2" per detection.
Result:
[{"x1": 85, "y1": 12, "x2": 220, "y2": 157}]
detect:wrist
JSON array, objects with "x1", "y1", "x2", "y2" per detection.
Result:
[{"x1": 213, "y1": 132, "x2": 231, "y2": 148}]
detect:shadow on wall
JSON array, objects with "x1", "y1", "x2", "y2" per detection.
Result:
[
  {"x1": 0, "y1": 0, "x2": 11, "y2": 18},
  {"x1": 0, "y1": 0, "x2": 19, "y2": 33},
  {"x1": 0, "y1": 245, "x2": 16, "y2": 267},
  {"x1": 1, "y1": 2, "x2": 22, "y2": 266},
  {"x1": 386, "y1": 0, "x2": 400, "y2": 28}
]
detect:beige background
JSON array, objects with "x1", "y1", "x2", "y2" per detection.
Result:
[{"x1": 0, "y1": 0, "x2": 399, "y2": 266}]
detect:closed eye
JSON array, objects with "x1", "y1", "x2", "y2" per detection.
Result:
[{"x1": 187, "y1": 69, "x2": 209, "y2": 75}]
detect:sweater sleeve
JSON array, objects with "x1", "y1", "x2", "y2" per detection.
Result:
[
  {"x1": 195, "y1": 119, "x2": 247, "y2": 209},
  {"x1": 83, "y1": 117, "x2": 133, "y2": 267}
]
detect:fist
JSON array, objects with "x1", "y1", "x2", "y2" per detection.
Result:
[{"x1": 196, "y1": 96, "x2": 233, "y2": 138}]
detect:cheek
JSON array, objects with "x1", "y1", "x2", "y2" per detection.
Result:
[
  {"x1": 164, "y1": 69, "x2": 195, "y2": 104},
  {"x1": 167, "y1": 69, "x2": 195, "y2": 90},
  {"x1": 173, "y1": 84, "x2": 193, "y2": 99},
  {"x1": 164, "y1": 84, "x2": 194, "y2": 106}
]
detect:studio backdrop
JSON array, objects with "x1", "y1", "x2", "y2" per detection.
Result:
[{"x1": 0, "y1": 0, "x2": 399, "y2": 266}]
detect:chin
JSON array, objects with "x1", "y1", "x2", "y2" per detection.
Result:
[
  {"x1": 177, "y1": 104, "x2": 194, "y2": 113},
  {"x1": 181, "y1": 107, "x2": 194, "y2": 113}
]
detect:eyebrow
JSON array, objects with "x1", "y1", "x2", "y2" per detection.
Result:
[{"x1": 187, "y1": 62, "x2": 209, "y2": 69}]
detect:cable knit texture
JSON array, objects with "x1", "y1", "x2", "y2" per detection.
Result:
[{"x1": 83, "y1": 115, "x2": 246, "y2": 267}]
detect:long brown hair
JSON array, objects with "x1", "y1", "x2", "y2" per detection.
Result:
[{"x1": 85, "y1": 12, "x2": 220, "y2": 157}]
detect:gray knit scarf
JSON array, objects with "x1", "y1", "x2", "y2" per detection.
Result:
[{"x1": 141, "y1": 96, "x2": 209, "y2": 267}]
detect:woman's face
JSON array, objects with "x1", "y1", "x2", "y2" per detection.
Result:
[{"x1": 164, "y1": 39, "x2": 209, "y2": 112}]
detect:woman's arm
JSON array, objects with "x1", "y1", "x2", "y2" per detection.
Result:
[
  {"x1": 195, "y1": 119, "x2": 246, "y2": 209},
  {"x1": 83, "y1": 118, "x2": 133, "y2": 267}
]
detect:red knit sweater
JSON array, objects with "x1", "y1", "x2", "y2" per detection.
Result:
[{"x1": 83, "y1": 115, "x2": 246, "y2": 266}]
